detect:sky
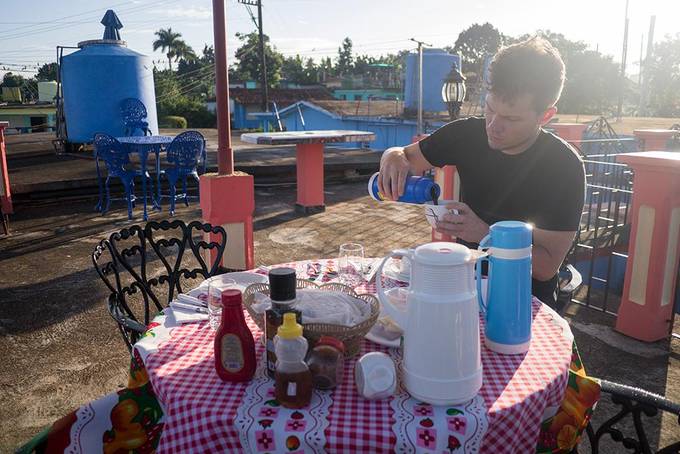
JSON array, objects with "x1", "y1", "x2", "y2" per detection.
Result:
[{"x1": 0, "y1": 0, "x2": 678, "y2": 80}]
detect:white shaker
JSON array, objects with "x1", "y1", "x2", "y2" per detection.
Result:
[{"x1": 354, "y1": 352, "x2": 397, "y2": 400}]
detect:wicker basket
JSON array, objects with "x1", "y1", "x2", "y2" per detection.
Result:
[{"x1": 243, "y1": 279, "x2": 379, "y2": 357}]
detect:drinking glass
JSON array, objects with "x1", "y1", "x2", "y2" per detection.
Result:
[
  {"x1": 338, "y1": 243, "x2": 364, "y2": 287},
  {"x1": 207, "y1": 277, "x2": 237, "y2": 330}
]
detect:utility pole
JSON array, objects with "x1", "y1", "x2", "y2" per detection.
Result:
[
  {"x1": 639, "y1": 16, "x2": 656, "y2": 117},
  {"x1": 410, "y1": 38, "x2": 431, "y2": 136},
  {"x1": 238, "y1": 0, "x2": 269, "y2": 112},
  {"x1": 616, "y1": 0, "x2": 630, "y2": 121}
]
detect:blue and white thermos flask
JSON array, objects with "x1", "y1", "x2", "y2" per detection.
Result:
[
  {"x1": 476, "y1": 221, "x2": 533, "y2": 355},
  {"x1": 368, "y1": 172, "x2": 440, "y2": 204}
]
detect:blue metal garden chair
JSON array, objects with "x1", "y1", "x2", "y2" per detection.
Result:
[
  {"x1": 120, "y1": 98, "x2": 151, "y2": 136},
  {"x1": 93, "y1": 133, "x2": 152, "y2": 219},
  {"x1": 161, "y1": 131, "x2": 206, "y2": 216}
]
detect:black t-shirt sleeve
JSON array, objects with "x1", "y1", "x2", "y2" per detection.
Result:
[
  {"x1": 532, "y1": 148, "x2": 586, "y2": 231},
  {"x1": 418, "y1": 117, "x2": 484, "y2": 168}
]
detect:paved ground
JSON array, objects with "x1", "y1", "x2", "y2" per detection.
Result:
[{"x1": 2, "y1": 132, "x2": 680, "y2": 452}]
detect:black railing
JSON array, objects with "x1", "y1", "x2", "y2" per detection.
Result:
[{"x1": 567, "y1": 138, "x2": 635, "y2": 315}]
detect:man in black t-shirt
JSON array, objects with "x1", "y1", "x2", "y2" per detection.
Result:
[{"x1": 378, "y1": 37, "x2": 585, "y2": 307}]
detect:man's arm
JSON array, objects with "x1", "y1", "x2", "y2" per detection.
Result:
[
  {"x1": 532, "y1": 228, "x2": 576, "y2": 281},
  {"x1": 378, "y1": 141, "x2": 434, "y2": 200}
]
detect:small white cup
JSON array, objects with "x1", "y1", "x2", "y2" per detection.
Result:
[
  {"x1": 423, "y1": 200, "x2": 459, "y2": 229},
  {"x1": 354, "y1": 352, "x2": 397, "y2": 400}
]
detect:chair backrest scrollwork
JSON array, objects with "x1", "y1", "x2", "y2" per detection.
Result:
[{"x1": 92, "y1": 220, "x2": 227, "y2": 350}]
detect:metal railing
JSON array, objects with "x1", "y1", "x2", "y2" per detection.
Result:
[{"x1": 567, "y1": 138, "x2": 635, "y2": 315}]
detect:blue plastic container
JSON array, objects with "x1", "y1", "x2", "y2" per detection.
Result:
[
  {"x1": 476, "y1": 221, "x2": 533, "y2": 355},
  {"x1": 404, "y1": 49, "x2": 461, "y2": 113},
  {"x1": 368, "y1": 172, "x2": 441, "y2": 204},
  {"x1": 61, "y1": 41, "x2": 158, "y2": 143}
]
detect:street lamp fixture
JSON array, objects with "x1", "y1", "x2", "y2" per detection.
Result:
[{"x1": 441, "y1": 64, "x2": 466, "y2": 120}]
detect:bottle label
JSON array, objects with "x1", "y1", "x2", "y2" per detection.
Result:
[
  {"x1": 287, "y1": 382, "x2": 297, "y2": 396},
  {"x1": 220, "y1": 334, "x2": 244, "y2": 373}
]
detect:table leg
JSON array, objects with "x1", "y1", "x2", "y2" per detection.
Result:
[
  {"x1": 94, "y1": 154, "x2": 104, "y2": 212},
  {"x1": 295, "y1": 143, "x2": 325, "y2": 214},
  {"x1": 140, "y1": 151, "x2": 149, "y2": 221},
  {"x1": 153, "y1": 146, "x2": 162, "y2": 210}
]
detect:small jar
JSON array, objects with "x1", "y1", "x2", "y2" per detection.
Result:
[{"x1": 307, "y1": 336, "x2": 345, "y2": 390}]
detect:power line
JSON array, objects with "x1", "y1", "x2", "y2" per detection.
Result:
[{"x1": 0, "y1": 0, "x2": 182, "y2": 41}]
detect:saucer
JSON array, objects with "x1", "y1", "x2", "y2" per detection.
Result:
[{"x1": 382, "y1": 258, "x2": 410, "y2": 283}]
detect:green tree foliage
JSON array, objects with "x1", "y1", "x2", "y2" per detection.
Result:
[
  {"x1": 234, "y1": 31, "x2": 283, "y2": 87},
  {"x1": 281, "y1": 55, "x2": 318, "y2": 85},
  {"x1": 153, "y1": 45, "x2": 216, "y2": 128},
  {"x1": 152, "y1": 28, "x2": 195, "y2": 71},
  {"x1": 336, "y1": 37, "x2": 353, "y2": 75},
  {"x1": 2, "y1": 72, "x2": 24, "y2": 87},
  {"x1": 451, "y1": 23, "x2": 505, "y2": 72},
  {"x1": 646, "y1": 33, "x2": 680, "y2": 116},
  {"x1": 36, "y1": 62, "x2": 58, "y2": 81}
]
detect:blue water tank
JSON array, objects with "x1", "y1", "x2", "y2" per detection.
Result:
[
  {"x1": 404, "y1": 49, "x2": 461, "y2": 113},
  {"x1": 61, "y1": 40, "x2": 158, "y2": 143}
]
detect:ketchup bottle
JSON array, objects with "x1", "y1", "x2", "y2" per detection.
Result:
[{"x1": 214, "y1": 289, "x2": 256, "y2": 382}]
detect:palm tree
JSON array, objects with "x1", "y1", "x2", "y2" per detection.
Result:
[
  {"x1": 173, "y1": 41, "x2": 197, "y2": 63},
  {"x1": 153, "y1": 28, "x2": 182, "y2": 70}
]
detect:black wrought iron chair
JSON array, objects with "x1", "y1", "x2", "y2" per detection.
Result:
[
  {"x1": 573, "y1": 379, "x2": 680, "y2": 453},
  {"x1": 92, "y1": 219, "x2": 229, "y2": 351}
]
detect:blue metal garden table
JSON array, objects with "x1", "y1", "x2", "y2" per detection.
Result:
[{"x1": 113, "y1": 135, "x2": 173, "y2": 220}]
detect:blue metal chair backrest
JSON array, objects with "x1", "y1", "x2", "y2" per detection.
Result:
[
  {"x1": 166, "y1": 130, "x2": 205, "y2": 172},
  {"x1": 120, "y1": 98, "x2": 148, "y2": 124},
  {"x1": 93, "y1": 133, "x2": 130, "y2": 177}
]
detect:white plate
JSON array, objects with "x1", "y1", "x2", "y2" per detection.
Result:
[
  {"x1": 365, "y1": 328, "x2": 401, "y2": 348},
  {"x1": 382, "y1": 257, "x2": 410, "y2": 283},
  {"x1": 365, "y1": 287, "x2": 406, "y2": 348},
  {"x1": 191, "y1": 272, "x2": 269, "y2": 298}
]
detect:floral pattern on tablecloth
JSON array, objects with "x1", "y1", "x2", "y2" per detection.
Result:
[
  {"x1": 234, "y1": 357, "x2": 332, "y2": 453},
  {"x1": 389, "y1": 349, "x2": 488, "y2": 453}
]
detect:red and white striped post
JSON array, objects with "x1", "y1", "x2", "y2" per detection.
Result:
[
  {"x1": 200, "y1": 0, "x2": 255, "y2": 270},
  {"x1": 614, "y1": 152, "x2": 680, "y2": 341}
]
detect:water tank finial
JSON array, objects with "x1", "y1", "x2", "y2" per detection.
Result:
[{"x1": 101, "y1": 10, "x2": 123, "y2": 40}]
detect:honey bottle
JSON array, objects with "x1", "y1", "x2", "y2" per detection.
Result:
[{"x1": 274, "y1": 313, "x2": 313, "y2": 409}]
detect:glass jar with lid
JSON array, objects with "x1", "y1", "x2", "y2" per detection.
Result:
[{"x1": 307, "y1": 336, "x2": 345, "y2": 390}]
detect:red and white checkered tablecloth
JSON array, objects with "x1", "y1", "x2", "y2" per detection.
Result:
[{"x1": 139, "y1": 259, "x2": 573, "y2": 453}]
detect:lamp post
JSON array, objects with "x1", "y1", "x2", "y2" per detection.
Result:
[{"x1": 441, "y1": 64, "x2": 466, "y2": 121}]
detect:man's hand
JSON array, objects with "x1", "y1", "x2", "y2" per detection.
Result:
[
  {"x1": 377, "y1": 148, "x2": 410, "y2": 201},
  {"x1": 434, "y1": 201, "x2": 489, "y2": 244}
]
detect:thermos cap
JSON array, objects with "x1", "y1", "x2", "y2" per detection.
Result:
[
  {"x1": 488, "y1": 221, "x2": 533, "y2": 249},
  {"x1": 269, "y1": 267, "x2": 297, "y2": 302}
]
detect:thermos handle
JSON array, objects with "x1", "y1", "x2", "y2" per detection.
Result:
[
  {"x1": 477, "y1": 234, "x2": 491, "y2": 314},
  {"x1": 375, "y1": 249, "x2": 411, "y2": 329},
  {"x1": 476, "y1": 255, "x2": 489, "y2": 314}
]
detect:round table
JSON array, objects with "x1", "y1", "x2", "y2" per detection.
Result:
[
  {"x1": 96, "y1": 135, "x2": 174, "y2": 220},
  {"x1": 133, "y1": 259, "x2": 574, "y2": 453}
]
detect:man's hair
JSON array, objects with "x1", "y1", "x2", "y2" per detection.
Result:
[{"x1": 487, "y1": 36, "x2": 565, "y2": 113}]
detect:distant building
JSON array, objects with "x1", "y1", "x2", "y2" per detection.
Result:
[
  {"x1": 0, "y1": 104, "x2": 56, "y2": 133},
  {"x1": 227, "y1": 87, "x2": 335, "y2": 129},
  {"x1": 275, "y1": 100, "x2": 436, "y2": 150},
  {"x1": 332, "y1": 89, "x2": 401, "y2": 102}
]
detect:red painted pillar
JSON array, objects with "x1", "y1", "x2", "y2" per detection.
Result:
[
  {"x1": 615, "y1": 152, "x2": 680, "y2": 341},
  {"x1": 548, "y1": 123, "x2": 587, "y2": 146},
  {"x1": 432, "y1": 165, "x2": 460, "y2": 242},
  {"x1": 295, "y1": 143, "x2": 325, "y2": 214},
  {"x1": 200, "y1": 0, "x2": 255, "y2": 270},
  {"x1": 633, "y1": 129, "x2": 676, "y2": 151},
  {"x1": 0, "y1": 122, "x2": 12, "y2": 215}
]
